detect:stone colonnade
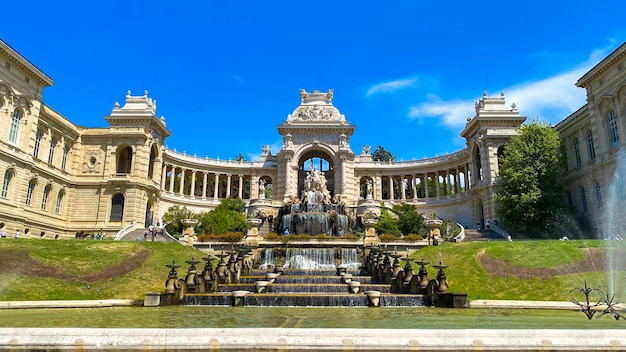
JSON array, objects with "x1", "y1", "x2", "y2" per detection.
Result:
[{"x1": 160, "y1": 164, "x2": 258, "y2": 200}]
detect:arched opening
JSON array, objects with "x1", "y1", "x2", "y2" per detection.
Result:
[
  {"x1": 476, "y1": 198, "x2": 484, "y2": 230},
  {"x1": 359, "y1": 176, "x2": 374, "y2": 199},
  {"x1": 145, "y1": 198, "x2": 154, "y2": 226},
  {"x1": 110, "y1": 193, "x2": 125, "y2": 221},
  {"x1": 116, "y1": 146, "x2": 133, "y2": 174},
  {"x1": 148, "y1": 144, "x2": 158, "y2": 180},
  {"x1": 473, "y1": 145, "x2": 482, "y2": 182},
  {"x1": 297, "y1": 150, "x2": 334, "y2": 199},
  {"x1": 259, "y1": 176, "x2": 273, "y2": 199}
]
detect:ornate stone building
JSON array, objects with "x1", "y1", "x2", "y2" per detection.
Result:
[{"x1": 1, "y1": 39, "x2": 623, "y2": 238}]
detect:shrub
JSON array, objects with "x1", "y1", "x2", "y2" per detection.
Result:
[
  {"x1": 379, "y1": 233, "x2": 401, "y2": 242},
  {"x1": 196, "y1": 232, "x2": 244, "y2": 242},
  {"x1": 403, "y1": 234, "x2": 423, "y2": 241}
]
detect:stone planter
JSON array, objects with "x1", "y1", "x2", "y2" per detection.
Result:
[
  {"x1": 255, "y1": 281, "x2": 269, "y2": 293},
  {"x1": 232, "y1": 290, "x2": 249, "y2": 306},
  {"x1": 349, "y1": 281, "x2": 360, "y2": 294},
  {"x1": 364, "y1": 290, "x2": 382, "y2": 307}
]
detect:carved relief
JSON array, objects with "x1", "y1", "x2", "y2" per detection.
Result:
[{"x1": 83, "y1": 149, "x2": 103, "y2": 173}]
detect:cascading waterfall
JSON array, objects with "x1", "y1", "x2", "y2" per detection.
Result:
[
  {"x1": 259, "y1": 248, "x2": 275, "y2": 270},
  {"x1": 283, "y1": 248, "x2": 336, "y2": 269},
  {"x1": 341, "y1": 248, "x2": 360, "y2": 270}
]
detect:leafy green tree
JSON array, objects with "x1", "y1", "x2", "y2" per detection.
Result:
[
  {"x1": 234, "y1": 153, "x2": 247, "y2": 161},
  {"x1": 495, "y1": 119, "x2": 565, "y2": 238},
  {"x1": 375, "y1": 204, "x2": 401, "y2": 236},
  {"x1": 202, "y1": 198, "x2": 249, "y2": 234},
  {"x1": 162, "y1": 205, "x2": 196, "y2": 237},
  {"x1": 393, "y1": 203, "x2": 425, "y2": 235},
  {"x1": 372, "y1": 145, "x2": 396, "y2": 162}
]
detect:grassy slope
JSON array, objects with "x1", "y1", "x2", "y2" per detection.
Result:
[{"x1": 0, "y1": 238, "x2": 619, "y2": 301}]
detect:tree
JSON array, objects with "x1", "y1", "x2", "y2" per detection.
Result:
[
  {"x1": 374, "y1": 203, "x2": 401, "y2": 236},
  {"x1": 372, "y1": 145, "x2": 396, "y2": 162},
  {"x1": 234, "y1": 153, "x2": 247, "y2": 161},
  {"x1": 202, "y1": 198, "x2": 249, "y2": 234},
  {"x1": 495, "y1": 119, "x2": 565, "y2": 238},
  {"x1": 161, "y1": 205, "x2": 195, "y2": 237},
  {"x1": 393, "y1": 203, "x2": 425, "y2": 235}
]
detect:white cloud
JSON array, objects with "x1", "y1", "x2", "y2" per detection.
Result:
[
  {"x1": 407, "y1": 46, "x2": 615, "y2": 128},
  {"x1": 366, "y1": 76, "x2": 418, "y2": 96},
  {"x1": 233, "y1": 75, "x2": 247, "y2": 83}
]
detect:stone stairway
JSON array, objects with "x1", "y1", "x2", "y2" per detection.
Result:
[
  {"x1": 119, "y1": 228, "x2": 174, "y2": 242},
  {"x1": 462, "y1": 229, "x2": 504, "y2": 242}
]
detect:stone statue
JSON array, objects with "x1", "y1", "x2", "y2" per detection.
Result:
[
  {"x1": 325, "y1": 89, "x2": 334, "y2": 103},
  {"x1": 366, "y1": 179, "x2": 373, "y2": 199},
  {"x1": 362, "y1": 145, "x2": 371, "y2": 155},
  {"x1": 258, "y1": 179, "x2": 266, "y2": 200},
  {"x1": 262, "y1": 144, "x2": 270, "y2": 156}
]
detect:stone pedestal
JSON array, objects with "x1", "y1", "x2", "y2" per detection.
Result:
[
  {"x1": 363, "y1": 219, "x2": 380, "y2": 246},
  {"x1": 245, "y1": 218, "x2": 262, "y2": 247}
]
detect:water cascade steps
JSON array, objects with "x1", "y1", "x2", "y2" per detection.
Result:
[{"x1": 183, "y1": 248, "x2": 429, "y2": 307}]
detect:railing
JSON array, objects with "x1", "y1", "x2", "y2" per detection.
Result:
[
  {"x1": 164, "y1": 148, "x2": 277, "y2": 167},
  {"x1": 114, "y1": 220, "x2": 137, "y2": 241}
]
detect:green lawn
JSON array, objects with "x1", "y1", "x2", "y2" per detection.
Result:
[{"x1": 0, "y1": 238, "x2": 621, "y2": 302}]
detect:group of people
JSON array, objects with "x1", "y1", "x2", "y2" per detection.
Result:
[
  {"x1": 142, "y1": 224, "x2": 159, "y2": 241},
  {"x1": 0, "y1": 229, "x2": 19, "y2": 238}
]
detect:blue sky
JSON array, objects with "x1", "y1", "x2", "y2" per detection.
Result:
[{"x1": 3, "y1": 1, "x2": 626, "y2": 161}]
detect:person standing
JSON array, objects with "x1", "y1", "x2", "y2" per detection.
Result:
[
  {"x1": 486, "y1": 220, "x2": 490, "y2": 230},
  {"x1": 14, "y1": 229, "x2": 20, "y2": 238},
  {"x1": 1, "y1": 229, "x2": 6, "y2": 238}
]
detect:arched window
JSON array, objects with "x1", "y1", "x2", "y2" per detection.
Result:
[
  {"x1": 55, "y1": 190, "x2": 64, "y2": 214},
  {"x1": 48, "y1": 136, "x2": 57, "y2": 164},
  {"x1": 573, "y1": 138, "x2": 581, "y2": 167},
  {"x1": 25, "y1": 179, "x2": 36, "y2": 206},
  {"x1": 110, "y1": 194, "x2": 125, "y2": 221},
  {"x1": 580, "y1": 187, "x2": 588, "y2": 213},
  {"x1": 587, "y1": 130, "x2": 595, "y2": 160},
  {"x1": 61, "y1": 145, "x2": 70, "y2": 170},
  {"x1": 33, "y1": 130, "x2": 43, "y2": 158},
  {"x1": 608, "y1": 110, "x2": 620, "y2": 147},
  {"x1": 1, "y1": 170, "x2": 13, "y2": 199},
  {"x1": 595, "y1": 182, "x2": 602, "y2": 208},
  {"x1": 41, "y1": 184, "x2": 52, "y2": 210},
  {"x1": 8, "y1": 108, "x2": 22, "y2": 144},
  {"x1": 148, "y1": 144, "x2": 158, "y2": 179},
  {"x1": 116, "y1": 146, "x2": 133, "y2": 174}
]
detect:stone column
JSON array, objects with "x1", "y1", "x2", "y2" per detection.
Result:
[
  {"x1": 214, "y1": 174, "x2": 220, "y2": 199},
  {"x1": 285, "y1": 157, "x2": 292, "y2": 198},
  {"x1": 169, "y1": 166, "x2": 176, "y2": 193},
  {"x1": 238, "y1": 174, "x2": 244, "y2": 199},
  {"x1": 435, "y1": 171, "x2": 440, "y2": 198},
  {"x1": 202, "y1": 172, "x2": 208, "y2": 199},
  {"x1": 389, "y1": 176, "x2": 394, "y2": 200},
  {"x1": 178, "y1": 168, "x2": 186, "y2": 195},
  {"x1": 190, "y1": 170, "x2": 197, "y2": 197},
  {"x1": 424, "y1": 174, "x2": 429, "y2": 199},
  {"x1": 161, "y1": 164, "x2": 167, "y2": 190},
  {"x1": 446, "y1": 169, "x2": 451, "y2": 196},
  {"x1": 455, "y1": 167, "x2": 460, "y2": 195},
  {"x1": 375, "y1": 175, "x2": 382, "y2": 200},
  {"x1": 401, "y1": 175, "x2": 406, "y2": 200},
  {"x1": 226, "y1": 174, "x2": 232, "y2": 198},
  {"x1": 412, "y1": 175, "x2": 418, "y2": 200}
]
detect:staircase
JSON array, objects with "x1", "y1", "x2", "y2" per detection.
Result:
[
  {"x1": 462, "y1": 229, "x2": 504, "y2": 242},
  {"x1": 119, "y1": 228, "x2": 175, "y2": 242}
]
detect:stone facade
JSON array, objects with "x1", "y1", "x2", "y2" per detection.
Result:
[{"x1": 0, "y1": 38, "x2": 623, "y2": 238}]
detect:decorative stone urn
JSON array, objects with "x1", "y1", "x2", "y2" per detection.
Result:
[
  {"x1": 342, "y1": 273, "x2": 353, "y2": 284},
  {"x1": 349, "y1": 281, "x2": 361, "y2": 294},
  {"x1": 245, "y1": 218, "x2": 262, "y2": 247},
  {"x1": 255, "y1": 280, "x2": 269, "y2": 293},
  {"x1": 266, "y1": 272, "x2": 280, "y2": 284},
  {"x1": 364, "y1": 290, "x2": 381, "y2": 307},
  {"x1": 231, "y1": 290, "x2": 249, "y2": 306},
  {"x1": 181, "y1": 219, "x2": 199, "y2": 245},
  {"x1": 424, "y1": 219, "x2": 443, "y2": 245},
  {"x1": 362, "y1": 218, "x2": 380, "y2": 246}
]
